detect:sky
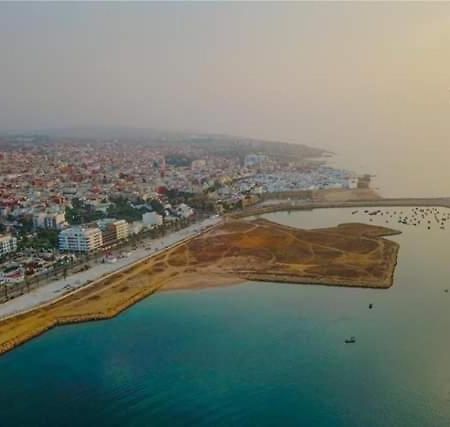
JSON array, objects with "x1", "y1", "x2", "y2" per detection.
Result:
[{"x1": 1, "y1": 2, "x2": 450, "y2": 196}]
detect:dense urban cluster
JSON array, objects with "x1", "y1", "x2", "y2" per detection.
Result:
[{"x1": 0, "y1": 134, "x2": 359, "y2": 287}]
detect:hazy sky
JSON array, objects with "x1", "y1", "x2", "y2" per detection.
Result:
[{"x1": 1, "y1": 2, "x2": 450, "y2": 157}]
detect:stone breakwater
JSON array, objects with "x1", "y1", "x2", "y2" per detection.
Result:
[{"x1": 231, "y1": 197, "x2": 450, "y2": 219}]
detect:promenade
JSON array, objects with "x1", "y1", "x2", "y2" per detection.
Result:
[
  {"x1": 3, "y1": 195, "x2": 450, "y2": 321},
  {"x1": 0, "y1": 216, "x2": 222, "y2": 321}
]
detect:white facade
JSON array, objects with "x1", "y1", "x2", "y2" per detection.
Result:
[
  {"x1": 176, "y1": 203, "x2": 194, "y2": 218},
  {"x1": 191, "y1": 159, "x2": 206, "y2": 171},
  {"x1": 0, "y1": 235, "x2": 17, "y2": 256},
  {"x1": 58, "y1": 226, "x2": 103, "y2": 252},
  {"x1": 244, "y1": 153, "x2": 267, "y2": 168},
  {"x1": 347, "y1": 178, "x2": 358, "y2": 189},
  {"x1": 130, "y1": 221, "x2": 144, "y2": 235},
  {"x1": 33, "y1": 212, "x2": 66, "y2": 230},
  {"x1": 142, "y1": 212, "x2": 163, "y2": 227}
]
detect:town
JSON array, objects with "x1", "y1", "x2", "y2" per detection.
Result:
[{"x1": 0, "y1": 133, "x2": 363, "y2": 300}]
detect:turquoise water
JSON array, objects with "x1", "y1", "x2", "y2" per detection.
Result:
[{"x1": 2, "y1": 208, "x2": 450, "y2": 426}]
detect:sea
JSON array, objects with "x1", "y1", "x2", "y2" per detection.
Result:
[
  {"x1": 2, "y1": 206, "x2": 450, "y2": 427},
  {"x1": 326, "y1": 142, "x2": 450, "y2": 198}
]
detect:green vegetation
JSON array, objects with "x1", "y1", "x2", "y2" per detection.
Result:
[
  {"x1": 148, "y1": 199, "x2": 165, "y2": 215},
  {"x1": 18, "y1": 229, "x2": 59, "y2": 250},
  {"x1": 66, "y1": 198, "x2": 105, "y2": 225},
  {"x1": 19, "y1": 217, "x2": 33, "y2": 233},
  {"x1": 107, "y1": 197, "x2": 148, "y2": 222}
]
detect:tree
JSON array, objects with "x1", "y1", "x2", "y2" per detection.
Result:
[
  {"x1": 149, "y1": 199, "x2": 165, "y2": 215},
  {"x1": 19, "y1": 217, "x2": 34, "y2": 233},
  {"x1": 107, "y1": 197, "x2": 145, "y2": 222}
]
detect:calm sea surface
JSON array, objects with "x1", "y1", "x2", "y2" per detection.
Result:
[
  {"x1": 326, "y1": 144, "x2": 450, "y2": 198},
  {"x1": 2, "y1": 208, "x2": 450, "y2": 427}
]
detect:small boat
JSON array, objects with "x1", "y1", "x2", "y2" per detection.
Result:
[
  {"x1": 345, "y1": 337, "x2": 356, "y2": 344},
  {"x1": 369, "y1": 304, "x2": 373, "y2": 309}
]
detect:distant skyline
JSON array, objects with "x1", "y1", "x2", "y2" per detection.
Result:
[{"x1": 1, "y1": 2, "x2": 450, "y2": 157}]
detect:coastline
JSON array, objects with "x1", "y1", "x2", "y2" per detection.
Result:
[
  {"x1": 2, "y1": 188, "x2": 441, "y2": 322},
  {"x1": 0, "y1": 216, "x2": 401, "y2": 356},
  {"x1": 231, "y1": 196, "x2": 450, "y2": 219},
  {"x1": 0, "y1": 216, "x2": 223, "y2": 322}
]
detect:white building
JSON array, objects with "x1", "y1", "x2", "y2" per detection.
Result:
[
  {"x1": 33, "y1": 212, "x2": 66, "y2": 230},
  {"x1": 191, "y1": 159, "x2": 206, "y2": 171},
  {"x1": 244, "y1": 153, "x2": 268, "y2": 168},
  {"x1": 130, "y1": 221, "x2": 144, "y2": 235},
  {"x1": 176, "y1": 203, "x2": 194, "y2": 219},
  {"x1": 0, "y1": 235, "x2": 17, "y2": 257},
  {"x1": 347, "y1": 177, "x2": 358, "y2": 189},
  {"x1": 142, "y1": 211, "x2": 163, "y2": 227},
  {"x1": 58, "y1": 226, "x2": 103, "y2": 253}
]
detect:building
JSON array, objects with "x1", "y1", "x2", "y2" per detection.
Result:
[
  {"x1": 0, "y1": 235, "x2": 17, "y2": 257},
  {"x1": 58, "y1": 226, "x2": 103, "y2": 253},
  {"x1": 191, "y1": 159, "x2": 206, "y2": 171},
  {"x1": 347, "y1": 178, "x2": 358, "y2": 189},
  {"x1": 244, "y1": 153, "x2": 268, "y2": 168},
  {"x1": 113, "y1": 219, "x2": 129, "y2": 240},
  {"x1": 176, "y1": 203, "x2": 194, "y2": 218},
  {"x1": 357, "y1": 174, "x2": 371, "y2": 189},
  {"x1": 142, "y1": 211, "x2": 163, "y2": 227},
  {"x1": 130, "y1": 221, "x2": 144, "y2": 235},
  {"x1": 33, "y1": 212, "x2": 66, "y2": 230},
  {"x1": 99, "y1": 223, "x2": 116, "y2": 248},
  {"x1": 97, "y1": 219, "x2": 129, "y2": 248}
]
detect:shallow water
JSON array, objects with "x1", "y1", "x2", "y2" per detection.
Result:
[{"x1": 1, "y1": 208, "x2": 450, "y2": 427}]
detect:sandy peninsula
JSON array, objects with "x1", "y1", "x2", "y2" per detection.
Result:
[{"x1": 0, "y1": 218, "x2": 400, "y2": 356}]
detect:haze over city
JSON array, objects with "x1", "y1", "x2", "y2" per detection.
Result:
[{"x1": 2, "y1": 3, "x2": 450, "y2": 144}]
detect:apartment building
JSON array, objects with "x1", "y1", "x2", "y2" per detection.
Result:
[
  {"x1": 58, "y1": 226, "x2": 103, "y2": 253},
  {"x1": 0, "y1": 234, "x2": 18, "y2": 257},
  {"x1": 112, "y1": 219, "x2": 129, "y2": 240},
  {"x1": 142, "y1": 211, "x2": 163, "y2": 227},
  {"x1": 33, "y1": 212, "x2": 66, "y2": 230},
  {"x1": 97, "y1": 219, "x2": 129, "y2": 248}
]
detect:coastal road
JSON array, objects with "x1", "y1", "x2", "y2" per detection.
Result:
[{"x1": 0, "y1": 215, "x2": 222, "y2": 321}]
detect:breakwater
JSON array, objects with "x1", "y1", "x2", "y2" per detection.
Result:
[{"x1": 231, "y1": 197, "x2": 450, "y2": 218}]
